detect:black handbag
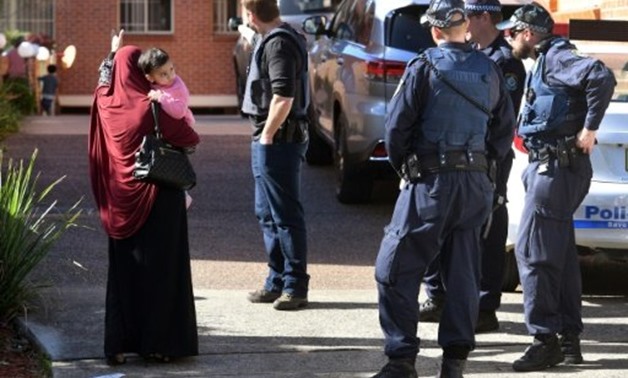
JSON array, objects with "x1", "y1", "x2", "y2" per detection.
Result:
[{"x1": 133, "y1": 102, "x2": 197, "y2": 190}]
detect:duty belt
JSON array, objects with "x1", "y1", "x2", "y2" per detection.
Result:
[
  {"x1": 527, "y1": 145, "x2": 556, "y2": 162},
  {"x1": 426, "y1": 151, "x2": 488, "y2": 173},
  {"x1": 526, "y1": 135, "x2": 582, "y2": 168},
  {"x1": 403, "y1": 151, "x2": 488, "y2": 182}
]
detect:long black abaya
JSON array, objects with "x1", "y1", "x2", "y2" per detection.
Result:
[{"x1": 104, "y1": 186, "x2": 198, "y2": 358}]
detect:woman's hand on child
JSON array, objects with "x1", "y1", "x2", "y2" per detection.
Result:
[{"x1": 147, "y1": 89, "x2": 163, "y2": 102}]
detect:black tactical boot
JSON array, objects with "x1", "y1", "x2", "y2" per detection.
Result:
[
  {"x1": 475, "y1": 310, "x2": 499, "y2": 333},
  {"x1": 559, "y1": 332, "x2": 583, "y2": 364},
  {"x1": 512, "y1": 335, "x2": 564, "y2": 372},
  {"x1": 372, "y1": 358, "x2": 418, "y2": 378},
  {"x1": 436, "y1": 357, "x2": 466, "y2": 378}
]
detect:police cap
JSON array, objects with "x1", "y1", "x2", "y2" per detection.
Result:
[
  {"x1": 465, "y1": 0, "x2": 502, "y2": 14},
  {"x1": 496, "y1": 3, "x2": 554, "y2": 34},
  {"x1": 420, "y1": 0, "x2": 466, "y2": 29}
]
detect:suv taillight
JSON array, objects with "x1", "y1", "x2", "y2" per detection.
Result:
[{"x1": 365, "y1": 60, "x2": 406, "y2": 82}]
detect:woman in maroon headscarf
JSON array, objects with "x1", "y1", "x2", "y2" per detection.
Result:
[{"x1": 88, "y1": 30, "x2": 200, "y2": 365}]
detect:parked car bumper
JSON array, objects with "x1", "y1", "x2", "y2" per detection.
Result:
[{"x1": 343, "y1": 95, "x2": 396, "y2": 177}]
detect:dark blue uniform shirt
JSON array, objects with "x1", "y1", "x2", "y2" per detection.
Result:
[
  {"x1": 535, "y1": 37, "x2": 616, "y2": 131},
  {"x1": 385, "y1": 42, "x2": 516, "y2": 172},
  {"x1": 478, "y1": 34, "x2": 526, "y2": 112}
]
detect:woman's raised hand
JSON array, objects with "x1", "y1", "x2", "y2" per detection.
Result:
[{"x1": 111, "y1": 29, "x2": 125, "y2": 53}]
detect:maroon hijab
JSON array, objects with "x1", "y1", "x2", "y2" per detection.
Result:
[{"x1": 88, "y1": 45, "x2": 199, "y2": 239}]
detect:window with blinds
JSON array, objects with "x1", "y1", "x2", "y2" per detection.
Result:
[
  {"x1": 120, "y1": 0, "x2": 172, "y2": 34},
  {"x1": 213, "y1": 0, "x2": 238, "y2": 33},
  {"x1": 0, "y1": 0, "x2": 54, "y2": 37}
]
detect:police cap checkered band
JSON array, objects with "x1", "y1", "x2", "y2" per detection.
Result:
[
  {"x1": 465, "y1": 0, "x2": 502, "y2": 13},
  {"x1": 496, "y1": 3, "x2": 554, "y2": 33},
  {"x1": 421, "y1": 0, "x2": 466, "y2": 28}
]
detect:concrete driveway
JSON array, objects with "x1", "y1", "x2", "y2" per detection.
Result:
[{"x1": 2, "y1": 114, "x2": 627, "y2": 377}]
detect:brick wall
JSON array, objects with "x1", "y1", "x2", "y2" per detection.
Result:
[
  {"x1": 553, "y1": 0, "x2": 628, "y2": 14},
  {"x1": 54, "y1": 0, "x2": 238, "y2": 105},
  {"x1": 551, "y1": 0, "x2": 628, "y2": 23}
]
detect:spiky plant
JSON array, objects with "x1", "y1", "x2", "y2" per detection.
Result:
[{"x1": 0, "y1": 149, "x2": 81, "y2": 322}]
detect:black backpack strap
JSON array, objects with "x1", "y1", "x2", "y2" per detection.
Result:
[
  {"x1": 254, "y1": 27, "x2": 307, "y2": 69},
  {"x1": 151, "y1": 101, "x2": 162, "y2": 139}
]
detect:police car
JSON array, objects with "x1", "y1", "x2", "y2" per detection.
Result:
[{"x1": 503, "y1": 20, "x2": 628, "y2": 291}]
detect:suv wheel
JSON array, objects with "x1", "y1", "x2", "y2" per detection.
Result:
[
  {"x1": 335, "y1": 113, "x2": 373, "y2": 204},
  {"x1": 305, "y1": 105, "x2": 333, "y2": 165}
]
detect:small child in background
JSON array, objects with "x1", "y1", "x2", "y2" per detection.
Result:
[
  {"x1": 38, "y1": 64, "x2": 58, "y2": 115},
  {"x1": 138, "y1": 48, "x2": 195, "y2": 209}
]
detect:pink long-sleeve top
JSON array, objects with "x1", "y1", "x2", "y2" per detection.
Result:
[{"x1": 154, "y1": 75, "x2": 195, "y2": 127}]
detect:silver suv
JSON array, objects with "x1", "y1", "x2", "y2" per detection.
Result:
[
  {"x1": 303, "y1": 0, "x2": 527, "y2": 203},
  {"x1": 303, "y1": 0, "x2": 433, "y2": 203}
]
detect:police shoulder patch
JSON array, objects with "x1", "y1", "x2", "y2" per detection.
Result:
[{"x1": 504, "y1": 73, "x2": 519, "y2": 92}]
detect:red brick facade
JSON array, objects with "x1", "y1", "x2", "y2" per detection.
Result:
[
  {"x1": 26, "y1": 0, "x2": 628, "y2": 110},
  {"x1": 54, "y1": 0, "x2": 239, "y2": 108},
  {"x1": 549, "y1": 0, "x2": 628, "y2": 22}
]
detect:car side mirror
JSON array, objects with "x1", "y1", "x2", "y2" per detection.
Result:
[
  {"x1": 303, "y1": 16, "x2": 327, "y2": 36},
  {"x1": 228, "y1": 17, "x2": 243, "y2": 32}
]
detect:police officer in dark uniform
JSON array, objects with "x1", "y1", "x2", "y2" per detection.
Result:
[
  {"x1": 371, "y1": 0, "x2": 515, "y2": 376},
  {"x1": 496, "y1": 3, "x2": 616, "y2": 372},
  {"x1": 419, "y1": 0, "x2": 526, "y2": 334},
  {"x1": 240, "y1": 0, "x2": 311, "y2": 311}
]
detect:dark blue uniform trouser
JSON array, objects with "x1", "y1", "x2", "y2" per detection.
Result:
[
  {"x1": 423, "y1": 153, "x2": 513, "y2": 311},
  {"x1": 375, "y1": 171, "x2": 493, "y2": 359},
  {"x1": 516, "y1": 156, "x2": 591, "y2": 336},
  {"x1": 423, "y1": 204, "x2": 508, "y2": 311}
]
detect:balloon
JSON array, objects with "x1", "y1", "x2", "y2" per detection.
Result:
[
  {"x1": 17, "y1": 41, "x2": 39, "y2": 58},
  {"x1": 36, "y1": 46, "x2": 50, "y2": 61}
]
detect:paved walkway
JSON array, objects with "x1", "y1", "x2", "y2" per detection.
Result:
[{"x1": 5, "y1": 115, "x2": 628, "y2": 377}]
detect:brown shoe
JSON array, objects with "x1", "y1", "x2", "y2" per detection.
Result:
[
  {"x1": 247, "y1": 289, "x2": 281, "y2": 303},
  {"x1": 273, "y1": 293, "x2": 308, "y2": 310}
]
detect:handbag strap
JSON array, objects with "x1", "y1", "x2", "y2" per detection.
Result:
[
  {"x1": 151, "y1": 101, "x2": 163, "y2": 139},
  {"x1": 418, "y1": 54, "x2": 493, "y2": 120}
]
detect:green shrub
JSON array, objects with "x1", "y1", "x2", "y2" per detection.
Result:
[
  {"x1": 0, "y1": 149, "x2": 81, "y2": 322},
  {"x1": 1, "y1": 78, "x2": 36, "y2": 115},
  {"x1": 0, "y1": 82, "x2": 24, "y2": 140}
]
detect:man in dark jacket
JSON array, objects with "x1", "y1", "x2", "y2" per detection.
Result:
[
  {"x1": 497, "y1": 3, "x2": 616, "y2": 372},
  {"x1": 240, "y1": 0, "x2": 311, "y2": 311}
]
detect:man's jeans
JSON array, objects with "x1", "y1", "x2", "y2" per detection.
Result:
[{"x1": 251, "y1": 140, "x2": 309, "y2": 297}]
